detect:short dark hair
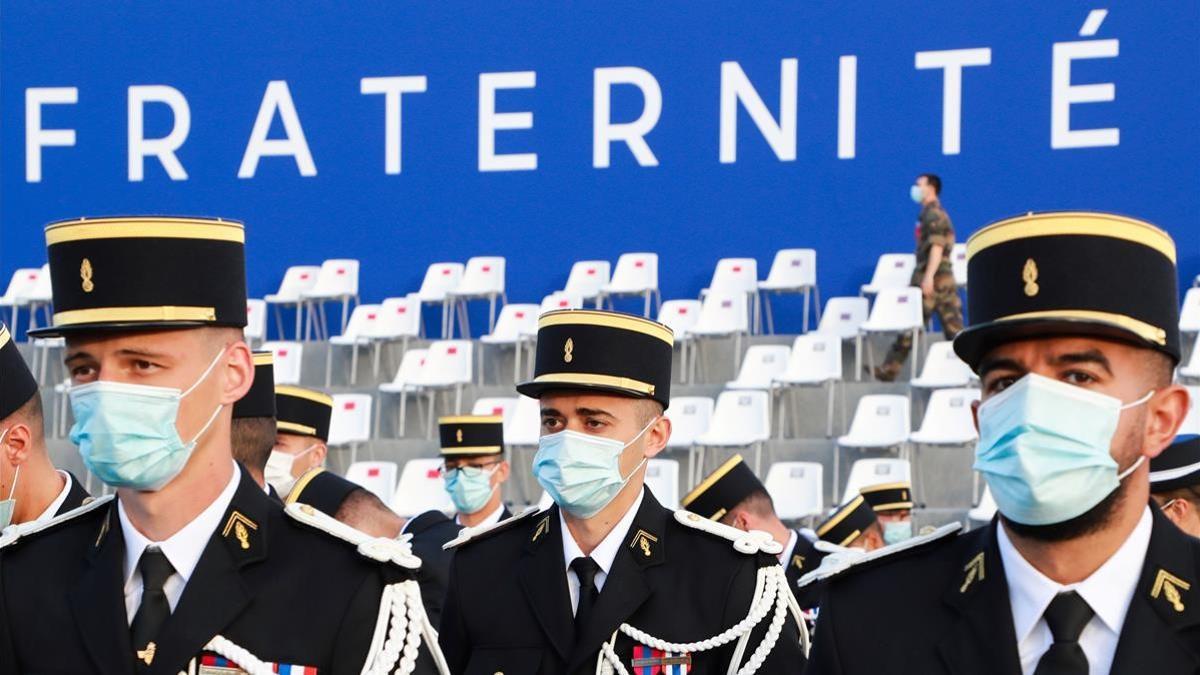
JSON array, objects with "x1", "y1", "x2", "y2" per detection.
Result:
[
  {"x1": 336, "y1": 488, "x2": 405, "y2": 538},
  {"x1": 919, "y1": 173, "x2": 942, "y2": 195},
  {"x1": 719, "y1": 488, "x2": 777, "y2": 526},
  {"x1": 231, "y1": 416, "x2": 276, "y2": 474}
]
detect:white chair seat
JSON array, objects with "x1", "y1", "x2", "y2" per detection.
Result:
[{"x1": 909, "y1": 388, "x2": 980, "y2": 445}]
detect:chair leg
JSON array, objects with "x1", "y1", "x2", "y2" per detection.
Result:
[
  {"x1": 488, "y1": 295, "x2": 496, "y2": 333},
  {"x1": 802, "y1": 288, "x2": 810, "y2": 334},
  {"x1": 855, "y1": 334, "x2": 863, "y2": 381},
  {"x1": 826, "y1": 380, "x2": 835, "y2": 438},
  {"x1": 813, "y1": 285, "x2": 822, "y2": 326},
  {"x1": 833, "y1": 445, "x2": 841, "y2": 503},
  {"x1": 341, "y1": 297, "x2": 350, "y2": 333},
  {"x1": 753, "y1": 442, "x2": 763, "y2": 475},
  {"x1": 350, "y1": 344, "x2": 360, "y2": 386},
  {"x1": 399, "y1": 392, "x2": 408, "y2": 437},
  {"x1": 426, "y1": 391, "x2": 436, "y2": 439},
  {"x1": 764, "y1": 293, "x2": 776, "y2": 335},
  {"x1": 372, "y1": 342, "x2": 382, "y2": 379},
  {"x1": 324, "y1": 346, "x2": 334, "y2": 388},
  {"x1": 454, "y1": 384, "x2": 463, "y2": 414},
  {"x1": 642, "y1": 290, "x2": 651, "y2": 318}
]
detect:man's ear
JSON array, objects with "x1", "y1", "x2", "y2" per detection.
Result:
[
  {"x1": 643, "y1": 415, "x2": 671, "y2": 459},
  {"x1": 2, "y1": 423, "x2": 32, "y2": 465},
  {"x1": 219, "y1": 340, "x2": 254, "y2": 406},
  {"x1": 970, "y1": 399, "x2": 980, "y2": 433},
  {"x1": 495, "y1": 460, "x2": 511, "y2": 484},
  {"x1": 312, "y1": 443, "x2": 328, "y2": 468},
  {"x1": 1144, "y1": 385, "x2": 1191, "y2": 459}
]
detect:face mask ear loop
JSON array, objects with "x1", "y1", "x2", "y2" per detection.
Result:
[
  {"x1": 1117, "y1": 454, "x2": 1146, "y2": 481},
  {"x1": 0, "y1": 428, "x2": 16, "y2": 501},
  {"x1": 1121, "y1": 389, "x2": 1156, "y2": 411},
  {"x1": 181, "y1": 347, "x2": 229, "y2": 399},
  {"x1": 187, "y1": 403, "x2": 225, "y2": 447},
  {"x1": 622, "y1": 415, "x2": 661, "y2": 451}
]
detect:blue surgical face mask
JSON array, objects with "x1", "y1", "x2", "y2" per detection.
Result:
[
  {"x1": 69, "y1": 349, "x2": 226, "y2": 491},
  {"x1": 882, "y1": 520, "x2": 912, "y2": 545},
  {"x1": 0, "y1": 427, "x2": 17, "y2": 529},
  {"x1": 533, "y1": 417, "x2": 658, "y2": 519},
  {"x1": 974, "y1": 373, "x2": 1153, "y2": 526},
  {"x1": 910, "y1": 184, "x2": 924, "y2": 203},
  {"x1": 443, "y1": 463, "x2": 499, "y2": 515}
]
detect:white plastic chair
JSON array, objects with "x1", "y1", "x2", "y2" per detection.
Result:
[
  {"x1": 345, "y1": 461, "x2": 399, "y2": 506},
  {"x1": 19, "y1": 264, "x2": 52, "y2": 332},
  {"x1": 909, "y1": 388, "x2": 980, "y2": 445},
  {"x1": 856, "y1": 287, "x2": 924, "y2": 381},
  {"x1": 765, "y1": 461, "x2": 824, "y2": 520},
  {"x1": 693, "y1": 390, "x2": 771, "y2": 485},
  {"x1": 539, "y1": 292, "x2": 583, "y2": 316},
  {"x1": 446, "y1": 256, "x2": 507, "y2": 338},
  {"x1": 325, "y1": 304, "x2": 382, "y2": 387},
  {"x1": 563, "y1": 260, "x2": 612, "y2": 308},
  {"x1": 480, "y1": 303, "x2": 539, "y2": 383},
  {"x1": 0, "y1": 268, "x2": 42, "y2": 339},
  {"x1": 265, "y1": 265, "x2": 320, "y2": 340},
  {"x1": 262, "y1": 341, "x2": 304, "y2": 385},
  {"x1": 505, "y1": 395, "x2": 544, "y2": 503},
  {"x1": 244, "y1": 299, "x2": 267, "y2": 345},
  {"x1": 836, "y1": 395, "x2": 911, "y2": 496},
  {"x1": 664, "y1": 396, "x2": 714, "y2": 449},
  {"x1": 727, "y1": 344, "x2": 791, "y2": 390},
  {"x1": 368, "y1": 294, "x2": 422, "y2": 378},
  {"x1": 416, "y1": 340, "x2": 474, "y2": 437},
  {"x1": 1181, "y1": 288, "x2": 1200, "y2": 335},
  {"x1": 841, "y1": 458, "x2": 912, "y2": 504},
  {"x1": 702, "y1": 258, "x2": 760, "y2": 333},
  {"x1": 951, "y1": 243, "x2": 968, "y2": 288},
  {"x1": 599, "y1": 252, "x2": 660, "y2": 317},
  {"x1": 390, "y1": 458, "x2": 453, "y2": 516},
  {"x1": 686, "y1": 291, "x2": 751, "y2": 384},
  {"x1": 657, "y1": 300, "x2": 702, "y2": 383},
  {"x1": 816, "y1": 297, "x2": 869, "y2": 341},
  {"x1": 417, "y1": 262, "x2": 465, "y2": 338},
  {"x1": 301, "y1": 259, "x2": 360, "y2": 340},
  {"x1": 968, "y1": 485, "x2": 997, "y2": 523},
  {"x1": 759, "y1": 249, "x2": 820, "y2": 334},
  {"x1": 774, "y1": 333, "x2": 843, "y2": 437},
  {"x1": 910, "y1": 341, "x2": 974, "y2": 389},
  {"x1": 377, "y1": 348, "x2": 429, "y2": 438},
  {"x1": 644, "y1": 459, "x2": 680, "y2": 509},
  {"x1": 860, "y1": 253, "x2": 916, "y2": 296},
  {"x1": 471, "y1": 397, "x2": 518, "y2": 428},
  {"x1": 1181, "y1": 347, "x2": 1200, "y2": 381},
  {"x1": 328, "y1": 393, "x2": 373, "y2": 466}
]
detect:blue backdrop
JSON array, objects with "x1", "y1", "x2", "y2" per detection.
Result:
[{"x1": 3, "y1": 1, "x2": 1197, "y2": 334}]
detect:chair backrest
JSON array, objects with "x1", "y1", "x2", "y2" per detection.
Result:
[
  {"x1": 262, "y1": 341, "x2": 304, "y2": 385},
  {"x1": 416, "y1": 340, "x2": 473, "y2": 386},
  {"x1": 454, "y1": 256, "x2": 506, "y2": 296},
  {"x1": 505, "y1": 395, "x2": 542, "y2": 445},
  {"x1": 701, "y1": 390, "x2": 771, "y2": 445},
  {"x1": 417, "y1": 262, "x2": 465, "y2": 301},
  {"x1": 863, "y1": 287, "x2": 923, "y2": 332},
  {"x1": 863, "y1": 253, "x2": 916, "y2": 292},
  {"x1": 841, "y1": 458, "x2": 912, "y2": 503},
  {"x1": 329, "y1": 393, "x2": 373, "y2": 446},
  {"x1": 485, "y1": 304, "x2": 539, "y2": 341},
  {"x1": 308, "y1": 259, "x2": 360, "y2": 297},
  {"x1": 693, "y1": 291, "x2": 750, "y2": 335},
  {"x1": 375, "y1": 295, "x2": 422, "y2": 338},
  {"x1": 816, "y1": 297, "x2": 869, "y2": 339},
  {"x1": 911, "y1": 388, "x2": 980, "y2": 444},
  {"x1": 644, "y1": 459, "x2": 680, "y2": 509},
  {"x1": 1182, "y1": 288, "x2": 1200, "y2": 333},
  {"x1": 840, "y1": 394, "x2": 911, "y2": 447},
  {"x1": 762, "y1": 249, "x2": 817, "y2": 289},
  {"x1": 388, "y1": 348, "x2": 429, "y2": 387},
  {"x1": 270, "y1": 265, "x2": 320, "y2": 302},
  {"x1": 336, "y1": 304, "x2": 383, "y2": 340},
  {"x1": 0, "y1": 268, "x2": 41, "y2": 302},
  {"x1": 912, "y1": 341, "x2": 974, "y2": 388},
  {"x1": 779, "y1": 333, "x2": 842, "y2": 383},
  {"x1": 539, "y1": 292, "x2": 583, "y2": 316},
  {"x1": 606, "y1": 253, "x2": 659, "y2": 293},
  {"x1": 657, "y1": 300, "x2": 702, "y2": 338},
  {"x1": 951, "y1": 243, "x2": 968, "y2": 287},
  {"x1": 564, "y1": 260, "x2": 612, "y2": 299},
  {"x1": 390, "y1": 458, "x2": 453, "y2": 516},
  {"x1": 729, "y1": 344, "x2": 791, "y2": 389},
  {"x1": 22, "y1": 263, "x2": 52, "y2": 302},
  {"x1": 765, "y1": 461, "x2": 824, "y2": 519},
  {"x1": 707, "y1": 258, "x2": 759, "y2": 295},
  {"x1": 345, "y1": 461, "x2": 398, "y2": 505},
  {"x1": 471, "y1": 397, "x2": 518, "y2": 427},
  {"x1": 244, "y1": 299, "x2": 267, "y2": 342},
  {"x1": 664, "y1": 396, "x2": 714, "y2": 448}
]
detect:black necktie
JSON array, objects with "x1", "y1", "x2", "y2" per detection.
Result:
[
  {"x1": 570, "y1": 556, "x2": 601, "y2": 634},
  {"x1": 1033, "y1": 591, "x2": 1094, "y2": 675},
  {"x1": 130, "y1": 547, "x2": 175, "y2": 667}
]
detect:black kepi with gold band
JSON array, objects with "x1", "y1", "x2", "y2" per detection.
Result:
[
  {"x1": 680, "y1": 454, "x2": 760, "y2": 521},
  {"x1": 516, "y1": 309, "x2": 673, "y2": 408},
  {"x1": 858, "y1": 481, "x2": 913, "y2": 514},
  {"x1": 233, "y1": 351, "x2": 276, "y2": 419},
  {"x1": 275, "y1": 385, "x2": 333, "y2": 441},
  {"x1": 28, "y1": 216, "x2": 247, "y2": 337},
  {"x1": 0, "y1": 323, "x2": 38, "y2": 420},
  {"x1": 953, "y1": 211, "x2": 1180, "y2": 369},
  {"x1": 439, "y1": 415, "x2": 504, "y2": 456},
  {"x1": 817, "y1": 495, "x2": 878, "y2": 547}
]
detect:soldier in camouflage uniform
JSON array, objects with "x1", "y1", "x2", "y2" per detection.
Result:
[{"x1": 875, "y1": 173, "x2": 963, "y2": 381}]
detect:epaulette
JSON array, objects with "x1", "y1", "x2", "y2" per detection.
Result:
[
  {"x1": 444, "y1": 505, "x2": 541, "y2": 550},
  {"x1": 797, "y1": 522, "x2": 961, "y2": 588},
  {"x1": 284, "y1": 502, "x2": 421, "y2": 570},
  {"x1": 674, "y1": 509, "x2": 784, "y2": 556},
  {"x1": 0, "y1": 494, "x2": 113, "y2": 550}
]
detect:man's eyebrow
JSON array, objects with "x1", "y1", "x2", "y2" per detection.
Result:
[
  {"x1": 575, "y1": 407, "x2": 615, "y2": 419},
  {"x1": 1049, "y1": 349, "x2": 1113, "y2": 376},
  {"x1": 540, "y1": 407, "x2": 563, "y2": 417},
  {"x1": 977, "y1": 356, "x2": 1024, "y2": 379}
]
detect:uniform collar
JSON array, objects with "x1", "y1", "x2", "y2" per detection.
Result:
[
  {"x1": 779, "y1": 529, "x2": 799, "y2": 566},
  {"x1": 456, "y1": 502, "x2": 506, "y2": 528},
  {"x1": 34, "y1": 469, "x2": 72, "y2": 523},
  {"x1": 560, "y1": 490, "x2": 645, "y2": 577}
]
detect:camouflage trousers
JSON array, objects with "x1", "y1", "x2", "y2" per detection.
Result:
[{"x1": 878, "y1": 271, "x2": 963, "y2": 379}]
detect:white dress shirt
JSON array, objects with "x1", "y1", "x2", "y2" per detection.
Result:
[
  {"x1": 119, "y1": 462, "x2": 242, "y2": 623},
  {"x1": 456, "y1": 502, "x2": 506, "y2": 528},
  {"x1": 778, "y1": 529, "x2": 799, "y2": 567},
  {"x1": 33, "y1": 470, "x2": 72, "y2": 523},
  {"x1": 998, "y1": 506, "x2": 1152, "y2": 675},
  {"x1": 561, "y1": 491, "x2": 645, "y2": 615}
]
